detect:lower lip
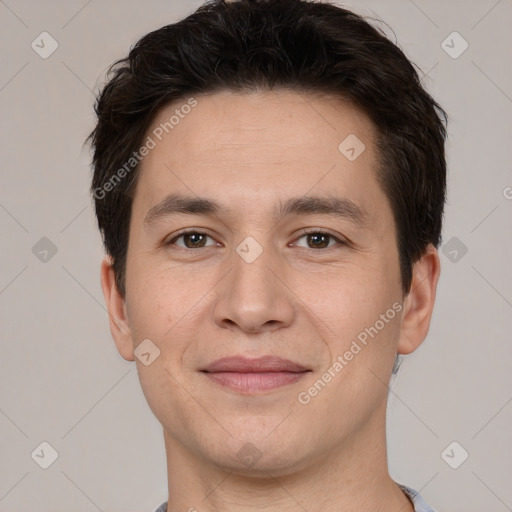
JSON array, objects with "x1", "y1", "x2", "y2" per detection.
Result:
[{"x1": 204, "y1": 371, "x2": 308, "y2": 392}]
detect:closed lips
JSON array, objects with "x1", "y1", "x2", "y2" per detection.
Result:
[{"x1": 202, "y1": 356, "x2": 310, "y2": 373}]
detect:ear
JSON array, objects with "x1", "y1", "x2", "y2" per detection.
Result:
[
  {"x1": 397, "y1": 244, "x2": 441, "y2": 355},
  {"x1": 100, "y1": 256, "x2": 135, "y2": 361}
]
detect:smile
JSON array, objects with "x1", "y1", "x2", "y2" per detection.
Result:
[
  {"x1": 201, "y1": 356, "x2": 311, "y2": 393},
  {"x1": 203, "y1": 371, "x2": 309, "y2": 393}
]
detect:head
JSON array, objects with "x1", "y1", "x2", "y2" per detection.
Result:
[{"x1": 89, "y1": 0, "x2": 446, "y2": 475}]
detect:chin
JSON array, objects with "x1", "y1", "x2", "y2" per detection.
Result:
[{"x1": 205, "y1": 430, "x2": 312, "y2": 477}]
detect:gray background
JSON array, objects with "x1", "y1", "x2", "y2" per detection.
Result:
[{"x1": 1, "y1": 0, "x2": 511, "y2": 511}]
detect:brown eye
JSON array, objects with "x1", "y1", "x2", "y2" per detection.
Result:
[
  {"x1": 168, "y1": 231, "x2": 216, "y2": 248},
  {"x1": 183, "y1": 233, "x2": 207, "y2": 248},
  {"x1": 306, "y1": 233, "x2": 330, "y2": 248},
  {"x1": 295, "y1": 231, "x2": 341, "y2": 249}
]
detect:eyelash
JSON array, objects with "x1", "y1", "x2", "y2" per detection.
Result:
[{"x1": 165, "y1": 228, "x2": 347, "y2": 250}]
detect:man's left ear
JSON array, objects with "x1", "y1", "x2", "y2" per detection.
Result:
[{"x1": 397, "y1": 243, "x2": 441, "y2": 355}]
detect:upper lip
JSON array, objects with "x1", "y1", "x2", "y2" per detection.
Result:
[{"x1": 202, "y1": 356, "x2": 310, "y2": 373}]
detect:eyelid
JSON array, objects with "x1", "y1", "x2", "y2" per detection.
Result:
[
  {"x1": 164, "y1": 227, "x2": 350, "y2": 248},
  {"x1": 292, "y1": 228, "x2": 349, "y2": 247},
  {"x1": 165, "y1": 228, "x2": 221, "y2": 247}
]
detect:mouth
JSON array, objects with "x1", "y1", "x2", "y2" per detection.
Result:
[{"x1": 201, "y1": 356, "x2": 311, "y2": 393}]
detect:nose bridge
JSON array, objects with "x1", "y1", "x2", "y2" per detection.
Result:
[
  {"x1": 213, "y1": 236, "x2": 294, "y2": 332},
  {"x1": 233, "y1": 241, "x2": 276, "y2": 300}
]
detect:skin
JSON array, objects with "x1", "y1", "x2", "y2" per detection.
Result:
[{"x1": 101, "y1": 89, "x2": 440, "y2": 512}]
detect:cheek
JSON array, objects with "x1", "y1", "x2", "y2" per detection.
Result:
[
  {"x1": 303, "y1": 261, "x2": 401, "y2": 367},
  {"x1": 125, "y1": 259, "x2": 217, "y2": 366},
  {"x1": 304, "y1": 260, "x2": 390, "y2": 325},
  {"x1": 125, "y1": 268, "x2": 202, "y2": 417}
]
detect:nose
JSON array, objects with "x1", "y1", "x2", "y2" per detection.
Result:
[{"x1": 213, "y1": 243, "x2": 295, "y2": 334}]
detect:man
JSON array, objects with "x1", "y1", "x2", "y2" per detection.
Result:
[{"x1": 88, "y1": 0, "x2": 446, "y2": 510}]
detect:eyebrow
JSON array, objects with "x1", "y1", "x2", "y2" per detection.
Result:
[{"x1": 144, "y1": 193, "x2": 371, "y2": 228}]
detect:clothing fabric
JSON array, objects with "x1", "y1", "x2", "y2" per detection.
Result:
[
  {"x1": 153, "y1": 483, "x2": 435, "y2": 511},
  {"x1": 153, "y1": 502, "x2": 167, "y2": 512},
  {"x1": 398, "y1": 483, "x2": 437, "y2": 512}
]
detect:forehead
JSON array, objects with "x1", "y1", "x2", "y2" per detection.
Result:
[
  {"x1": 133, "y1": 89, "x2": 387, "y2": 226},
  {"x1": 148, "y1": 89, "x2": 376, "y2": 162}
]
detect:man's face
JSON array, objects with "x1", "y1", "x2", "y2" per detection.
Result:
[{"x1": 120, "y1": 90, "x2": 406, "y2": 474}]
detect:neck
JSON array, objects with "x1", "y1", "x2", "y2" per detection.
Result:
[{"x1": 162, "y1": 400, "x2": 414, "y2": 512}]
